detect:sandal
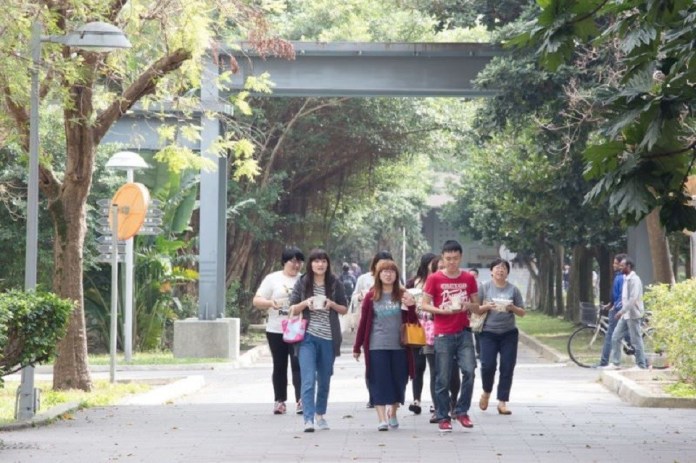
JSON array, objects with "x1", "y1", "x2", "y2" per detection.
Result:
[
  {"x1": 497, "y1": 402, "x2": 512, "y2": 415},
  {"x1": 479, "y1": 393, "x2": 490, "y2": 411}
]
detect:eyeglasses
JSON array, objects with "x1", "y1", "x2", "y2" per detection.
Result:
[{"x1": 289, "y1": 258, "x2": 303, "y2": 264}]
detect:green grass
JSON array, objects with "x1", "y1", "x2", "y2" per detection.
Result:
[
  {"x1": 0, "y1": 380, "x2": 150, "y2": 425},
  {"x1": 87, "y1": 352, "x2": 229, "y2": 366},
  {"x1": 87, "y1": 332, "x2": 267, "y2": 365},
  {"x1": 517, "y1": 310, "x2": 577, "y2": 354},
  {"x1": 664, "y1": 382, "x2": 696, "y2": 398}
]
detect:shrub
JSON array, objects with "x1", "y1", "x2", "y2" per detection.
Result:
[
  {"x1": 644, "y1": 281, "x2": 696, "y2": 384},
  {"x1": 0, "y1": 290, "x2": 74, "y2": 385}
]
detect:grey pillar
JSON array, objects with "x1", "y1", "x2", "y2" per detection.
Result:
[
  {"x1": 198, "y1": 57, "x2": 227, "y2": 320},
  {"x1": 627, "y1": 219, "x2": 654, "y2": 285}
]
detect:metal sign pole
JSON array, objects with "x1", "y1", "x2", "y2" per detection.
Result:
[
  {"x1": 124, "y1": 169, "x2": 134, "y2": 362},
  {"x1": 110, "y1": 204, "x2": 119, "y2": 383}
]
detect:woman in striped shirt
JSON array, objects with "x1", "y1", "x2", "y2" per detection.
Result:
[{"x1": 289, "y1": 249, "x2": 348, "y2": 433}]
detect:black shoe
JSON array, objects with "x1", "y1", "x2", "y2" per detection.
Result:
[
  {"x1": 408, "y1": 402, "x2": 422, "y2": 415},
  {"x1": 429, "y1": 413, "x2": 440, "y2": 424},
  {"x1": 366, "y1": 401, "x2": 374, "y2": 408}
]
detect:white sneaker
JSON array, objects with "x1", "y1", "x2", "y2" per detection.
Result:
[
  {"x1": 599, "y1": 364, "x2": 621, "y2": 370},
  {"x1": 316, "y1": 417, "x2": 330, "y2": 431}
]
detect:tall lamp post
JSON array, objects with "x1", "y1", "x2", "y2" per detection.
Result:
[
  {"x1": 105, "y1": 151, "x2": 149, "y2": 362},
  {"x1": 18, "y1": 20, "x2": 131, "y2": 421}
]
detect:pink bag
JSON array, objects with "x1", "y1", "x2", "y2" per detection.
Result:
[
  {"x1": 420, "y1": 314, "x2": 435, "y2": 346},
  {"x1": 281, "y1": 312, "x2": 307, "y2": 343}
]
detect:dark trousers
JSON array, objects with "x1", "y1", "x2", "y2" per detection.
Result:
[
  {"x1": 368, "y1": 349, "x2": 408, "y2": 405},
  {"x1": 479, "y1": 328, "x2": 518, "y2": 402},
  {"x1": 266, "y1": 332, "x2": 301, "y2": 403},
  {"x1": 416, "y1": 351, "x2": 459, "y2": 407}
]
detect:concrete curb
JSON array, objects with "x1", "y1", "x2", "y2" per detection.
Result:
[
  {"x1": 118, "y1": 375, "x2": 205, "y2": 405},
  {"x1": 0, "y1": 345, "x2": 271, "y2": 430},
  {"x1": 600, "y1": 369, "x2": 696, "y2": 408},
  {"x1": 518, "y1": 329, "x2": 569, "y2": 363},
  {"x1": 0, "y1": 400, "x2": 83, "y2": 431}
]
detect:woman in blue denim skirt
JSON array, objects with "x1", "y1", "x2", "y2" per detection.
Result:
[
  {"x1": 288, "y1": 249, "x2": 348, "y2": 432},
  {"x1": 353, "y1": 260, "x2": 418, "y2": 431}
]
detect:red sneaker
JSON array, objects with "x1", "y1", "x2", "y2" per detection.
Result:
[
  {"x1": 438, "y1": 419, "x2": 452, "y2": 432},
  {"x1": 455, "y1": 414, "x2": 474, "y2": 428}
]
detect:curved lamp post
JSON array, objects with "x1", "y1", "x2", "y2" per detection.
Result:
[
  {"x1": 105, "y1": 151, "x2": 149, "y2": 363},
  {"x1": 19, "y1": 20, "x2": 131, "y2": 421}
]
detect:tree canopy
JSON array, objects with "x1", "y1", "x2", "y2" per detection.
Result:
[{"x1": 514, "y1": 0, "x2": 696, "y2": 233}]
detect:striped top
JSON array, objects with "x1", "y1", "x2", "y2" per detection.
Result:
[{"x1": 307, "y1": 284, "x2": 332, "y2": 340}]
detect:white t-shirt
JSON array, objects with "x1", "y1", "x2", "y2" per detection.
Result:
[
  {"x1": 349, "y1": 273, "x2": 375, "y2": 312},
  {"x1": 255, "y1": 271, "x2": 301, "y2": 333}
]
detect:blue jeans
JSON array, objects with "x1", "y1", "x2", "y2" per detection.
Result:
[
  {"x1": 479, "y1": 328, "x2": 518, "y2": 402},
  {"x1": 433, "y1": 329, "x2": 476, "y2": 420},
  {"x1": 298, "y1": 333, "x2": 335, "y2": 423},
  {"x1": 610, "y1": 318, "x2": 647, "y2": 368},
  {"x1": 600, "y1": 307, "x2": 629, "y2": 366}
]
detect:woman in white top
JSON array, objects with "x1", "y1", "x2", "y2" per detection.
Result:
[{"x1": 253, "y1": 247, "x2": 305, "y2": 415}]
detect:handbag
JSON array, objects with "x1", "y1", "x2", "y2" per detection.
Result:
[
  {"x1": 281, "y1": 311, "x2": 307, "y2": 343},
  {"x1": 401, "y1": 322, "x2": 426, "y2": 347},
  {"x1": 469, "y1": 310, "x2": 487, "y2": 333}
]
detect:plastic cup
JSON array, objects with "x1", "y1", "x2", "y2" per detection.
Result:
[{"x1": 312, "y1": 294, "x2": 327, "y2": 310}]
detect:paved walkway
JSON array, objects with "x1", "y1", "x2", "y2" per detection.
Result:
[{"x1": 1, "y1": 341, "x2": 695, "y2": 462}]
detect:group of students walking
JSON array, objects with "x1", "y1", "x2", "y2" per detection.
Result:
[{"x1": 253, "y1": 240, "x2": 526, "y2": 433}]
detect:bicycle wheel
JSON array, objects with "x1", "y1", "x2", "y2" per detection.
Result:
[{"x1": 568, "y1": 326, "x2": 605, "y2": 368}]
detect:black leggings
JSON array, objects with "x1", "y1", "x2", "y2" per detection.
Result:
[
  {"x1": 411, "y1": 348, "x2": 460, "y2": 405},
  {"x1": 266, "y1": 332, "x2": 301, "y2": 403}
]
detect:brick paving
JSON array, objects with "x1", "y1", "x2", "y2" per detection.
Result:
[{"x1": 1, "y1": 340, "x2": 695, "y2": 462}]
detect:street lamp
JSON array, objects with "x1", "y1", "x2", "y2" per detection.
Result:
[
  {"x1": 18, "y1": 20, "x2": 131, "y2": 421},
  {"x1": 106, "y1": 151, "x2": 149, "y2": 362}
]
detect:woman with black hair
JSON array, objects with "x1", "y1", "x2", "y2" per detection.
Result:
[
  {"x1": 289, "y1": 249, "x2": 348, "y2": 432},
  {"x1": 253, "y1": 246, "x2": 305, "y2": 415},
  {"x1": 478, "y1": 258, "x2": 525, "y2": 415}
]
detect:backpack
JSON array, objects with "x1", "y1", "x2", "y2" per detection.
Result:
[{"x1": 340, "y1": 273, "x2": 355, "y2": 299}]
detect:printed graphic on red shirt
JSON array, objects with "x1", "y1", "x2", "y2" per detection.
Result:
[{"x1": 423, "y1": 271, "x2": 478, "y2": 335}]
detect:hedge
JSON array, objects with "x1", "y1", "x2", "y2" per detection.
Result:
[
  {"x1": 644, "y1": 281, "x2": 696, "y2": 384},
  {"x1": 0, "y1": 290, "x2": 74, "y2": 385}
]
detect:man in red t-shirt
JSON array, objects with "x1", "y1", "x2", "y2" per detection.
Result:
[{"x1": 421, "y1": 240, "x2": 480, "y2": 432}]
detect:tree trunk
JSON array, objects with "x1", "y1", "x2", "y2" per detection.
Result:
[
  {"x1": 51, "y1": 99, "x2": 96, "y2": 391},
  {"x1": 519, "y1": 256, "x2": 539, "y2": 309},
  {"x1": 646, "y1": 209, "x2": 675, "y2": 284},
  {"x1": 536, "y1": 238, "x2": 554, "y2": 315},
  {"x1": 553, "y1": 244, "x2": 564, "y2": 317},
  {"x1": 595, "y1": 245, "x2": 612, "y2": 305},
  {"x1": 566, "y1": 245, "x2": 593, "y2": 323}
]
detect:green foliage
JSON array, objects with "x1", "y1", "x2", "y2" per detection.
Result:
[
  {"x1": 520, "y1": 0, "x2": 696, "y2": 232},
  {"x1": 225, "y1": 280, "x2": 253, "y2": 333},
  {"x1": 84, "y1": 151, "x2": 198, "y2": 352},
  {"x1": 0, "y1": 290, "x2": 74, "y2": 384},
  {"x1": 410, "y1": 0, "x2": 531, "y2": 31},
  {"x1": 446, "y1": 125, "x2": 622, "y2": 255},
  {"x1": 644, "y1": 281, "x2": 696, "y2": 384}
]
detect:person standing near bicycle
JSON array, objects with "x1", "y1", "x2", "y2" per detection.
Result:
[
  {"x1": 595, "y1": 253, "x2": 627, "y2": 368},
  {"x1": 605, "y1": 256, "x2": 648, "y2": 369}
]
